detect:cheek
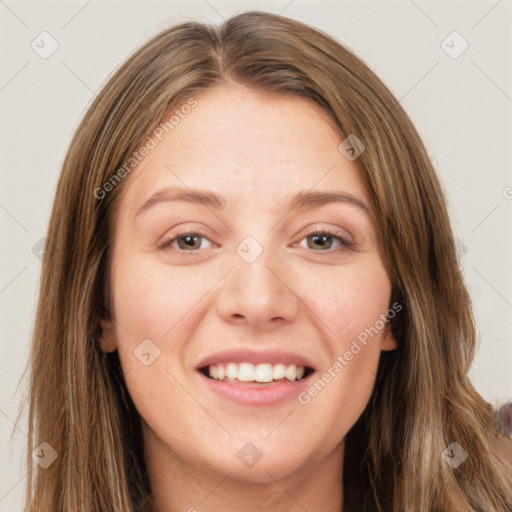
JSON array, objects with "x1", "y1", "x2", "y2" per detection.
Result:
[
  {"x1": 109, "y1": 257, "x2": 217, "y2": 420},
  {"x1": 111, "y1": 256, "x2": 217, "y2": 342},
  {"x1": 298, "y1": 257, "x2": 391, "y2": 346},
  {"x1": 293, "y1": 258, "x2": 391, "y2": 427},
  {"x1": 109, "y1": 255, "x2": 229, "y2": 395}
]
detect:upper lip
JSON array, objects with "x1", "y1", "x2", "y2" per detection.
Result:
[{"x1": 195, "y1": 348, "x2": 317, "y2": 371}]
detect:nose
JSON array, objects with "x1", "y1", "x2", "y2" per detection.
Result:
[{"x1": 216, "y1": 247, "x2": 299, "y2": 329}]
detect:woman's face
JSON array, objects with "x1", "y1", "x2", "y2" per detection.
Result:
[{"x1": 100, "y1": 84, "x2": 397, "y2": 482}]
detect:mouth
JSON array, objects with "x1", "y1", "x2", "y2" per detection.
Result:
[
  {"x1": 195, "y1": 350, "x2": 317, "y2": 406},
  {"x1": 199, "y1": 362, "x2": 315, "y2": 384}
]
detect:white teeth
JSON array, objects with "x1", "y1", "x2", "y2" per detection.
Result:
[
  {"x1": 206, "y1": 362, "x2": 308, "y2": 383},
  {"x1": 272, "y1": 363, "x2": 286, "y2": 380},
  {"x1": 254, "y1": 363, "x2": 273, "y2": 383},
  {"x1": 285, "y1": 364, "x2": 297, "y2": 381},
  {"x1": 238, "y1": 362, "x2": 255, "y2": 382},
  {"x1": 226, "y1": 362, "x2": 238, "y2": 379}
]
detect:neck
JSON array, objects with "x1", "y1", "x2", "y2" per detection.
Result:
[{"x1": 144, "y1": 428, "x2": 344, "y2": 512}]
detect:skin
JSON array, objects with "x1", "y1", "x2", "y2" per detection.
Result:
[{"x1": 99, "y1": 83, "x2": 397, "y2": 512}]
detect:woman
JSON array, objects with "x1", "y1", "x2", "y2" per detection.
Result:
[{"x1": 20, "y1": 10, "x2": 512, "y2": 512}]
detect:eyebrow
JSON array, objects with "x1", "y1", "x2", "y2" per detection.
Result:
[{"x1": 135, "y1": 186, "x2": 371, "y2": 217}]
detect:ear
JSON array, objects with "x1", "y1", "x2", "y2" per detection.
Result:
[
  {"x1": 97, "y1": 307, "x2": 118, "y2": 353},
  {"x1": 379, "y1": 321, "x2": 398, "y2": 352}
]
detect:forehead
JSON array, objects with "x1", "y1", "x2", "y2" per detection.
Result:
[{"x1": 116, "y1": 84, "x2": 369, "y2": 217}]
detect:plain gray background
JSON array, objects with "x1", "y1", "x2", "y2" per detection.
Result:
[{"x1": 1, "y1": 1, "x2": 511, "y2": 509}]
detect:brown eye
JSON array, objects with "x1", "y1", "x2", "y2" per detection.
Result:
[
  {"x1": 176, "y1": 234, "x2": 202, "y2": 251},
  {"x1": 300, "y1": 230, "x2": 354, "y2": 251},
  {"x1": 160, "y1": 231, "x2": 213, "y2": 252},
  {"x1": 306, "y1": 233, "x2": 336, "y2": 250}
]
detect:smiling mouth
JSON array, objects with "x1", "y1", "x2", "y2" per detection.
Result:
[{"x1": 199, "y1": 362, "x2": 314, "y2": 384}]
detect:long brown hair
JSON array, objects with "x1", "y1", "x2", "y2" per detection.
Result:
[{"x1": 19, "y1": 11, "x2": 512, "y2": 511}]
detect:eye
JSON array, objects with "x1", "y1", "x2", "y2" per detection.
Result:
[
  {"x1": 297, "y1": 229, "x2": 355, "y2": 252},
  {"x1": 159, "y1": 228, "x2": 355, "y2": 254},
  {"x1": 159, "y1": 230, "x2": 213, "y2": 252}
]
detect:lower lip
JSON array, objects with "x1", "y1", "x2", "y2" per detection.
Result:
[{"x1": 198, "y1": 371, "x2": 313, "y2": 406}]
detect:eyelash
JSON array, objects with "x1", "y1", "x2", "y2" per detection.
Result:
[
  {"x1": 159, "y1": 228, "x2": 355, "y2": 254},
  {"x1": 302, "y1": 229, "x2": 356, "y2": 251}
]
